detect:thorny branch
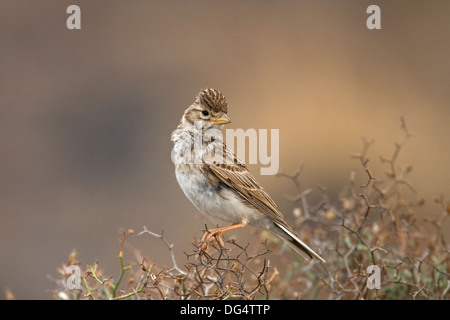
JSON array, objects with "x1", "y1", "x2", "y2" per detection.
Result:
[
  {"x1": 139, "y1": 226, "x2": 187, "y2": 276},
  {"x1": 272, "y1": 117, "x2": 449, "y2": 299}
]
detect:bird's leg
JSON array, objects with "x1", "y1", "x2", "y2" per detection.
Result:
[{"x1": 200, "y1": 218, "x2": 249, "y2": 251}]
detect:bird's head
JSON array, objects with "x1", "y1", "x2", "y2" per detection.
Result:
[{"x1": 180, "y1": 88, "x2": 231, "y2": 131}]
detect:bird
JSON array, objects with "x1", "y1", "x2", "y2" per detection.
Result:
[{"x1": 171, "y1": 88, "x2": 325, "y2": 263}]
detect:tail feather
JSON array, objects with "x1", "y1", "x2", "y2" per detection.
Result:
[{"x1": 274, "y1": 223, "x2": 326, "y2": 263}]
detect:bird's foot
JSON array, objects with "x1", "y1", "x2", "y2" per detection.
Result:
[{"x1": 199, "y1": 228, "x2": 226, "y2": 252}]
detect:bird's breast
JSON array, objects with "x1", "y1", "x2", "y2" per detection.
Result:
[{"x1": 175, "y1": 168, "x2": 257, "y2": 225}]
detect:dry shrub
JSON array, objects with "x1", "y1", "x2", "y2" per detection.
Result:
[
  {"x1": 51, "y1": 118, "x2": 449, "y2": 300},
  {"x1": 51, "y1": 230, "x2": 275, "y2": 300}
]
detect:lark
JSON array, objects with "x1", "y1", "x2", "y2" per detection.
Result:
[{"x1": 171, "y1": 88, "x2": 325, "y2": 262}]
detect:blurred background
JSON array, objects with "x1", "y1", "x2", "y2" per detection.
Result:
[{"x1": 1, "y1": 1, "x2": 449, "y2": 299}]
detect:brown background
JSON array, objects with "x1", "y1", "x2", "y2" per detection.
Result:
[{"x1": 1, "y1": 1, "x2": 449, "y2": 299}]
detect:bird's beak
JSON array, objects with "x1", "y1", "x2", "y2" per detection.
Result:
[{"x1": 210, "y1": 114, "x2": 231, "y2": 125}]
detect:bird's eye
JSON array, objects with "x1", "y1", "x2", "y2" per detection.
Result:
[{"x1": 202, "y1": 110, "x2": 209, "y2": 116}]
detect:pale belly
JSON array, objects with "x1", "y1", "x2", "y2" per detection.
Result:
[{"x1": 175, "y1": 168, "x2": 269, "y2": 228}]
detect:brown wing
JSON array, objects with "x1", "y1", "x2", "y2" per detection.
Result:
[{"x1": 205, "y1": 146, "x2": 290, "y2": 229}]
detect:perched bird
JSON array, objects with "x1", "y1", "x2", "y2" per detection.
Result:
[{"x1": 171, "y1": 88, "x2": 325, "y2": 262}]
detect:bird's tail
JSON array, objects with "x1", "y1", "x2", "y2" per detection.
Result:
[{"x1": 273, "y1": 223, "x2": 326, "y2": 263}]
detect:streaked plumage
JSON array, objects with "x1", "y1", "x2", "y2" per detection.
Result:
[{"x1": 171, "y1": 88, "x2": 325, "y2": 262}]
